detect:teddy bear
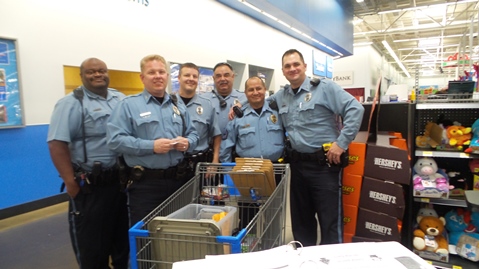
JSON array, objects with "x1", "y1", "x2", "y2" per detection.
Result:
[
  {"x1": 413, "y1": 158, "x2": 449, "y2": 196},
  {"x1": 413, "y1": 215, "x2": 449, "y2": 255}
]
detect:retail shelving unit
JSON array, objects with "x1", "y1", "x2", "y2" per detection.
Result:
[{"x1": 413, "y1": 97, "x2": 479, "y2": 268}]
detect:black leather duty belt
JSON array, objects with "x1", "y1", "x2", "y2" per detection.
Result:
[
  {"x1": 130, "y1": 166, "x2": 178, "y2": 180},
  {"x1": 286, "y1": 148, "x2": 324, "y2": 162}
]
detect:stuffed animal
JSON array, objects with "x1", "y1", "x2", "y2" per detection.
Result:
[
  {"x1": 413, "y1": 215, "x2": 449, "y2": 255},
  {"x1": 413, "y1": 158, "x2": 449, "y2": 196},
  {"x1": 416, "y1": 206, "x2": 439, "y2": 223},
  {"x1": 446, "y1": 125, "x2": 472, "y2": 150},
  {"x1": 444, "y1": 208, "x2": 479, "y2": 246},
  {"x1": 465, "y1": 118, "x2": 479, "y2": 153}
]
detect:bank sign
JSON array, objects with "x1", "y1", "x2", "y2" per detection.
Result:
[{"x1": 332, "y1": 71, "x2": 353, "y2": 86}]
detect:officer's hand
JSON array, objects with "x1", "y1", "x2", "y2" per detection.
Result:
[
  {"x1": 65, "y1": 180, "x2": 80, "y2": 198},
  {"x1": 326, "y1": 142, "x2": 345, "y2": 165},
  {"x1": 173, "y1": 136, "x2": 189, "y2": 152},
  {"x1": 228, "y1": 104, "x2": 242, "y2": 120},
  {"x1": 154, "y1": 138, "x2": 175, "y2": 154}
]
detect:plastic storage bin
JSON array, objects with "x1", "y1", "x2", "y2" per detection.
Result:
[{"x1": 166, "y1": 204, "x2": 238, "y2": 236}]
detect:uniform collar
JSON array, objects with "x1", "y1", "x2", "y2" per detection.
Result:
[
  {"x1": 81, "y1": 86, "x2": 113, "y2": 100},
  {"x1": 243, "y1": 101, "x2": 270, "y2": 116},
  {"x1": 142, "y1": 89, "x2": 172, "y2": 105},
  {"x1": 176, "y1": 92, "x2": 201, "y2": 106},
  {"x1": 285, "y1": 77, "x2": 311, "y2": 95}
]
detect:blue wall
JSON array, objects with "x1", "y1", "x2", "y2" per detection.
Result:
[{"x1": 0, "y1": 125, "x2": 60, "y2": 209}]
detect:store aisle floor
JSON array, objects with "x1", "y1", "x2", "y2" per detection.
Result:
[{"x1": 0, "y1": 202, "x2": 77, "y2": 269}]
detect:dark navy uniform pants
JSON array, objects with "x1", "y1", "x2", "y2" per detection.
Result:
[
  {"x1": 69, "y1": 183, "x2": 129, "y2": 269},
  {"x1": 289, "y1": 160, "x2": 343, "y2": 246},
  {"x1": 127, "y1": 175, "x2": 188, "y2": 227}
]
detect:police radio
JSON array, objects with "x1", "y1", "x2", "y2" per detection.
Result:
[
  {"x1": 211, "y1": 90, "x2": 227, "y2": 108},
  {"x1": 310, "y1": 77, "x2": 320, "y2": 86}
]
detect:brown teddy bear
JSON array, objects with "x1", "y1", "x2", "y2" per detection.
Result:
[{"x1": 413, "y1": 215, "x2": 449, "y2": 255}]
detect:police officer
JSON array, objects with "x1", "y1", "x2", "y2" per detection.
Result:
[
  {"x1": 271, "y1": 49, "x2": 364, "y2": 246},
  {"x1": 201, "y1": 62, "x2": 247, "y2": 136},
  {"x1": 220, "y1": 76, "x2": 284, "y2": 163},
  {"x1": 176, "y1": 62, "x2": 221, "y2": 172},
  {"x1": 47, "y1": 58, "x2": 129, "y2": 269},
  {"x1": 107, "y1": 54, "x2": 199, "y2": 226}
]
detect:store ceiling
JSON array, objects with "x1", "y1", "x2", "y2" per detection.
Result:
[{"x1": 353, "y1": 0, "x2": 479, "y2": 79}]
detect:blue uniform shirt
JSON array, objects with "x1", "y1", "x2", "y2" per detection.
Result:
[
  {"x1": 176, "y1": 93, "x2": 221, "y2": 153},
  {"x1": 220, "y1": 102, "x2": 284, "y2": 162},
  {"x1": 201, "y1": 89, "x2": 246, "y2": 135},
  {"x1": 106, "y1": 89, "x2": 199, "y2": 169},
  {"x1": 47, "y1": 86, "x2": 125, "y2": 171},
  {"x1": 270, "y1": 77, "x2": 364, "y2": 153}
]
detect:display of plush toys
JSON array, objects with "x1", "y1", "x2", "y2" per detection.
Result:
[
  {"x1": 465, "y1": 118, "x2": 479, "y2": 154},
  {"x1": 413, "y1": 158, "x2": 449, "y2": 197},
  {"x1": 413, "y1": 215, "x2": 449, "y2": 255},
  {"x1": 444, "y1": 208, "x2": 479, "y2": 247}
]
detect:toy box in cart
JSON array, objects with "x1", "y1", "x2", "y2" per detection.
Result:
[{"x1": 128, "y1": 162, "x2": 290, "y2": 269}]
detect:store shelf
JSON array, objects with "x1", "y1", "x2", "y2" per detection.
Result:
[
  {"x1": 428, "y1": 253, "x2": 477, "y2": 269},
  {"x1": 416, "y1": 102, "x2": 479, "y2": 110},
  {"x1": 414, "y1": 196, "x2": 467, "y2": 208},
  {"x1": 415, "y1": 150, "x2": 476, "y2": 159}
]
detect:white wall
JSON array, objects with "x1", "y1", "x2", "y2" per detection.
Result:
[
  {"x1": 1, "y1": 0, "x2": 323, "y2": 125},
  {"x1": 334, "y1": 45, "x2": 413, "y2": 99}
]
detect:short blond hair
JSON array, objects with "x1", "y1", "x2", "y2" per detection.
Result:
[{"x1": 140, "y1": 54, "x2": 167, "y2": 73}]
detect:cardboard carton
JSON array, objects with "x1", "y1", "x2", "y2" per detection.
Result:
[
  {"x1": 343, "y1": 142, "x2": 366, "y2": 176},
  {"x1": 359, "y1": 177, "x2": 405, "y2": 219},
  {"x1": 343, "y1": 204, "x2": 358, "y2": 235},
  {"x1": 355, "y1": 208, "x2": 401, "y2": 242},
  {"x1": 342, "y1": 173, "x2": 363, "y2": 206}
]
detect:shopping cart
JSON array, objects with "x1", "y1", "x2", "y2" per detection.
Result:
[{"x1": 128, "y1": 162, "x2": 290, "y2": 269}]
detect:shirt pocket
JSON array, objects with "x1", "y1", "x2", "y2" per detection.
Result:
[
  {"x1": 238, "y1": 127, "x2": 256, "y2": 149},
  {"x1": 266, "y1": 124, "x2": 284, "y2": 145},
  {"x1": 84, "y1": 110, "x2": 109, "y2": 136},
  {"x1": 193, "y1": 117, "x2": 208, "y2": 138},
  {"x1": 134, "y1": 117, "x2": 160, "y2": 137},
  {"x1": 298, "y1": 101, "x2": 316, "y2": 122}
]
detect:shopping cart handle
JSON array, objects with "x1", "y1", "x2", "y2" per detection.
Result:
[
  {"x1": 129, "y1": 220, "x2": 148, "y2": 237},
  {"x1": 221, "y1": 162, "x2": 236, "y2": 167}
]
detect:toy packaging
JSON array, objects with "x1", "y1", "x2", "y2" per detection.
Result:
[
  {"x1": 456, "y1": 234, "x2": 479, "y2": 262},
  {"x1": 413, "y1": 214, "x2": 449, "y2": 262},
  {"x1": 413, "y1": 158, "x2": 449, "y2": 198}
]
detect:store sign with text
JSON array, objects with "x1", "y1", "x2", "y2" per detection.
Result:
[{"x1": 332, "y1": 71, "x2": 353, "y2": 86}]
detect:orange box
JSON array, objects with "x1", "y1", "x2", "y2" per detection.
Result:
[
  {"x1": 343, "y1": 142, "x2": 366, "y2": 176},
  {"x1": 343, "y1": 204, "x2": 358, "y2": 235},
  {"x1": 343, "y1": 233, "x2": 354, "y2": 243},
  {"x1": 342, "y1": 173, "x2": 363, "y2": 206}
]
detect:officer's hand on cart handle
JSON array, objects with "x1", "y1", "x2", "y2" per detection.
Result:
[
  {"x1": 153, "y1": 138, "x2": 177, "y2": 154},
  {"x1": 325, "y1": 142, "x2": 344, "y2": 165},
  {"x1": 228, "y1": 104, "x2": 242, "y2": 120}
]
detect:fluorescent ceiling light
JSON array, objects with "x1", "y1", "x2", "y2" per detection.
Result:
[
  {"x1": 354, "y1": 42, "x2": 373, "y2": 46},
  {"x1": 382, "y1": 40, "x2": 411, "y2": 78},
  {"x1": 356, "y1": 0, "x2": 364, "y2": 3}
]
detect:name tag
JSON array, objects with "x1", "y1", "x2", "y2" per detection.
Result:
[{"x1": 140, "y1": 111, "x2": 151, "y2": 118}]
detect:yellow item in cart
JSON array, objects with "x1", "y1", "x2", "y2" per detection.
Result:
[{"x1": 212, "y1": 211, "x2": 227, "y2": 222}]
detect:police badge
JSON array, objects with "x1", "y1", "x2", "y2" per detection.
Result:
[
  {"x1": 172, "y1": 106, "x2": 181, "y2": 115},
  {"x1": 304, "y1": 93, "x2": 312, "y2": 102},
  {"x1": 196, "y1": 106, "x2": 203, "y2": 115},
  {"x1": 270, "y1": 114, "x2": 277, "y2": 124}
]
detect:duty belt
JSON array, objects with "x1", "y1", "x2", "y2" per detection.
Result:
[
  {"x1": 73, "y1": 165, "x2": 120, "y2": 186},
  {"x1": 185, "y1": 148, "x2": 211, "y2": 163},
  {"x1": 285, "y1": 147, "x2": 327, "y2": 165},
  {"x1": 130, "y1": 166, "x2": 178, "y2": 180}
]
